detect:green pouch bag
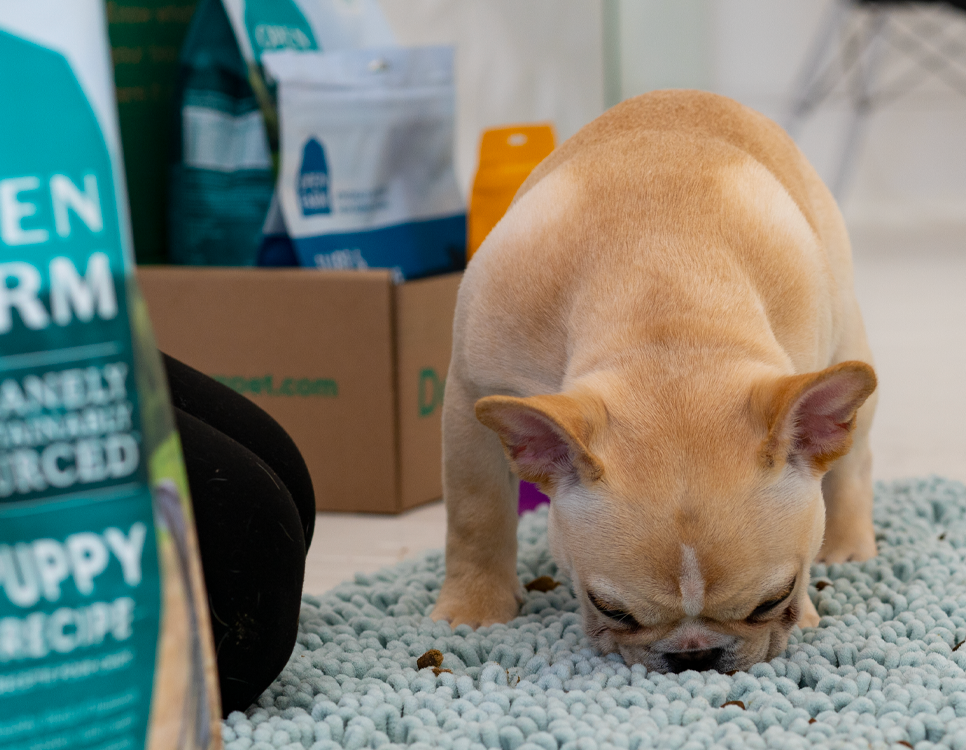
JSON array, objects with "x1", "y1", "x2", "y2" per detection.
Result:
[{"x1": 0, "y1": 3, "x2": 221, "y2": 747}]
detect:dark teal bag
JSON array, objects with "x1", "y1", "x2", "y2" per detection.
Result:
[{"x1": 169, "y1": 0, "x2": 275, "y2": 265}]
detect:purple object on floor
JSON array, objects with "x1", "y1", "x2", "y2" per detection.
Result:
[{"x1": 519, "y1": 481, "x2": 550, "y2": 514}]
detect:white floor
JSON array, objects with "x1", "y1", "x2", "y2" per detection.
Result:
[
  {"x1": 304, "y1": 224, "x2": 966, "y2": 597},
  {"x1": 850, "y1": 225, "x2": 966, "y2": 484}
]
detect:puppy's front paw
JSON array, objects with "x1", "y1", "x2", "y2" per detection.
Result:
[
  {"x1": 817, "y1": 521, "x2": 877, "y2": 564},
  {"x1": 431, "y1": 577, "x2": 522, "y2": 629},
  {"x1": 798, "y1": 596, "x2": 820, "y2": 628}
]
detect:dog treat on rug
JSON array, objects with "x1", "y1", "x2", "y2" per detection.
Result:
[
  {"x1": 525, "y1": 575, "x2": 562, "y2": 592},
  {"x1": 416, "y1": 649, "x2": 444, "y2": 670},
  {"x1": 223, "y1": 479, "x2": 966, "y2": 750}
]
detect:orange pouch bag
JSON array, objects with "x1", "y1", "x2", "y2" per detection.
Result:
[{"x1": 467, "y1": 124, "x2": 555, "y2": 260}]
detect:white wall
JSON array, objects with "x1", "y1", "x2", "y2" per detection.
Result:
[
  {"x1": 377, "y1": 0, "x2": 605, "y2": 196},
  {"x1": 615, "y1": 0, "x2": 713, "y2": 97}
]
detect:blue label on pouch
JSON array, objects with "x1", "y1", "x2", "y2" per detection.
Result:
[
  {"x1": 298, "y1": 138, "x2": 332, "y2": 216},
  {"x1": 293, "y1": 213, "x2": 466, "y2": 281}
]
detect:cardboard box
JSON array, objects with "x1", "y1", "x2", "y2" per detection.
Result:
[{"x1": 137, "y1": 267, "x2": 461, "y2": 513}]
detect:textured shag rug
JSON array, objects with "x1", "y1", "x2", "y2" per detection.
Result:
[{"x1": 223, "y1": 477, "x2": 966, "y2": 750}]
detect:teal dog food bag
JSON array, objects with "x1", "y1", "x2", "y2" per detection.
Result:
[
  {"x1": 262, "y1": 46, "x2": 467, "y2": 279},
  {"x1": 169, "y1": 0, "x2": 394, "y2": 266},
  {"x1": 0, "y1": 3, "x2": 221, "y2": 747}
]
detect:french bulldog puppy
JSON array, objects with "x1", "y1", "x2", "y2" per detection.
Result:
[{"x1": 431, "y1": 90, "x2": 877, "y2": 674}]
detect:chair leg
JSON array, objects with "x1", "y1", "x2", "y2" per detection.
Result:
[
  {"x1": 832, "y1": 8, "x2": 889, "y2": 199},
  {"x1": 785, "y1": 0, "x2": 853, "y2": 139}
]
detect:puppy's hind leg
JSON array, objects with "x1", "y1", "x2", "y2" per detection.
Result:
[
  {"x1": 818, "y1": 387, "x2": 878, "y2": 564},
  {"x1": 431, "y1": 374, "x2": 523, "y2": 628}
]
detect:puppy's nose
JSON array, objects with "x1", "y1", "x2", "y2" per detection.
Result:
[{"x1": 664, "y1": 647, "x2": 723, "y2": 673}]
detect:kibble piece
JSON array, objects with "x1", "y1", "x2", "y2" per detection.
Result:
[
  {"x1": 721, "y1": 700, "x2": 745, "y2": 710},
  {"x1": 525, "y1": 576, "x2": 561, "y2": 593},
  {"x1": 417, "y1": 649, "x2": 444, "y2": 670}
]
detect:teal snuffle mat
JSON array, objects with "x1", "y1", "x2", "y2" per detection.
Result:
[{"x1": 225, "y1": 477, "x2": 966, "y2": 750}]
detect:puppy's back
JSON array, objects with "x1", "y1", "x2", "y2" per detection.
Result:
[{"x1": 516, "y1": 90, "x2": 828, "y2": 239}]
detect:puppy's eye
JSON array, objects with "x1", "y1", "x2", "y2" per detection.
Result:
[
  {"x1": 587, "y1": 591, "x2": 640, "y2": 629},
  {"x1": 747, "y1": 577, "x2": 796, "y2": 622}
]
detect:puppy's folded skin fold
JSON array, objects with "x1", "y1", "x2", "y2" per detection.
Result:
[{"x1": 432, "y1": 90, "x2": 877, "y2": 673}]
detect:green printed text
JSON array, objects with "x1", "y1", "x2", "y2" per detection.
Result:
[{"x1": 212, "y1": 374, "x2": 338, "y2": 399}]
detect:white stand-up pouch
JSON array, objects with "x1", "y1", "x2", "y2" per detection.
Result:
[{"x1": 261, "y1": 46, "x2": 466, "y2": 280}]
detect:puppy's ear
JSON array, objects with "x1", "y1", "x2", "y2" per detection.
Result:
[
  {"x1": 475, "y1": 392, "x2": 605, "y2": 488},
  {"x1": 756, "y1": 361, "x2": 876, "y2": 473}
]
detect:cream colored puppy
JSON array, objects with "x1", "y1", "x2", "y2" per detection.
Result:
[{"x1": 431, "y1": 91, "x2": 877, "y2": 674}]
